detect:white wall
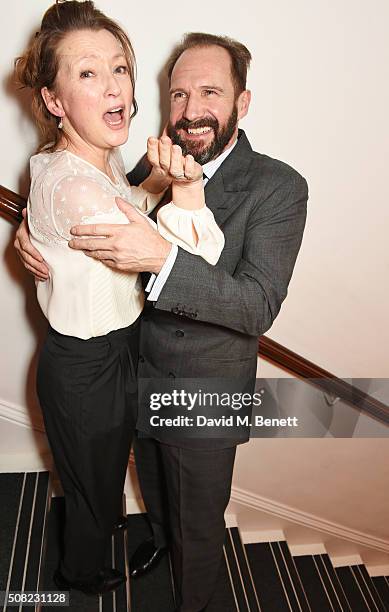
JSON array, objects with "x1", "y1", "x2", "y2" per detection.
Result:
[
  {"x1": 1, "y1": 0, "x2": 388, "y2": 411},
  {"x1": 0, "y1": 0, "x2": 388, "y2": 557}
]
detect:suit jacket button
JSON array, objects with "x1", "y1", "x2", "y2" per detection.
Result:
[
  {"x1": 168, "y1": 372, "x2": 176, "y2": 378},
  {"x1": 175, "y1": 330, "x2": 184, "y2": 337}
]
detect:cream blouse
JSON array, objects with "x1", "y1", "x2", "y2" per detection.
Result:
[{"x1": 27, "y1": 148, "x2": 224, "y2": 339}]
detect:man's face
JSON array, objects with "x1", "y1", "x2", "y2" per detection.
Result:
[{"x1": 167, "y1": 45, "x2": 247, "y2": 165}]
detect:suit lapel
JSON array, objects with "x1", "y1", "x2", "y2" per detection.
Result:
[
  {"x1": 204, "y1": 130, "x2": 253, "y2": 226},
  {"x1": 151, "y1": 130, "x2": 254, "y2": 226}
]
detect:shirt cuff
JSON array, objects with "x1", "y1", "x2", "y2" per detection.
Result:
[{"x1": 146, "y1": 243, "x2": 179, "y2": 301}]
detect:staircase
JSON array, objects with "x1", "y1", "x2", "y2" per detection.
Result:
[{"x1": 1, "y1": 472, "x2": 389, "y2": 612}]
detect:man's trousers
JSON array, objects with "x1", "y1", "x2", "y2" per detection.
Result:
[
  {"x1": 37, "y1": 321, "x2": 139, "y2": 582},
  {"x1": 134, "y1": 435, "x2": 236, "y2": 612}
]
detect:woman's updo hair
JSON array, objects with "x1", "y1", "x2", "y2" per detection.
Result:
[{"x1": 15, "y1": 0, "x2": 137, "y2": 152}]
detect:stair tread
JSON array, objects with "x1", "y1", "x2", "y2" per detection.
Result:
[
  {"x1": 294, "y1": 554, "x2": 351, "y2": 612},
  {"x1": 336, "y1": 565, "x2": 387, "y2": 612},
  {"x1": 246, "y1": 541, "x2": 299, "y2": 612},
  {"x1": 0, "y1": 473, "x2": 25, "y2": 591},
  {"x1": 0, "y1": 472, "x2": 50, "y2": 602},
  {"x1": 372, "y1": 577, "x2": 389, "y2": 609}
]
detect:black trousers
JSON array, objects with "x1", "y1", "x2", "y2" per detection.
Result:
[
  {"x1": 134, "y1": 435, "x2": 236, "y2": 612},
  {"x1": 37, "y1": 321, "x2": 139, "y2": 582}
]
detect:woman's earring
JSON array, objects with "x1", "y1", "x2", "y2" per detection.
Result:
[{"x1": 58, "y1": 117, "x2": 63, "y2": 129}]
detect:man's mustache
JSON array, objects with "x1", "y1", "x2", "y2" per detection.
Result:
[{"x1": 173, "y1": 117, "x2": 219, "y2": 132}]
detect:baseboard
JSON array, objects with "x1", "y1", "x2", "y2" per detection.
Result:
[{"x1": 231, "y1": 485, "x2": 389, "y2": 554}]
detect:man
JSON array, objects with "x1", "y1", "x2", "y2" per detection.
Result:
[{"x1": 15, "y1": 33, "x2": 308, "y2": 612}]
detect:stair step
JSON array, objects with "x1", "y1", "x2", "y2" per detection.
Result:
[
  {"x1": 41, "y1": 497, "x2": 130, "y2": 611},
  {"x1": 294, "y1": 554, "x2": 352, "y2": 611},
  {"x1": 127, "y1": 513, "x2": 175, "y2": 612},
  {"x1": 372, "y1": 577, "x2": 389, "y2": 609},
  {"x1": 336, "y1": 565, "x2": 387, "y2": 612},
  {"x1": 0, "y1": 471, "x2": 50, "y2": 607},
  {"x1": 224, "y1": 528, "x2": 260, "y2": 611},
  {"x1": 245, "y1": 540, "x2": 311, "y2": 612}
]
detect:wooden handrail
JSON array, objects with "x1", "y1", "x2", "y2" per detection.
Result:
[
  {"x1": 1, "y1": 184, "x2": 388, "y2": 425},
  {"x1": 259, "y1": 336, "x2": 389, "y2": 424},
  {"x1": 0, "y1": 185, "x2": 26, "y2": 223}
]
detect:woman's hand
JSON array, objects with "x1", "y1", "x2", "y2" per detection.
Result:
[
  {"x1": 143, "y1": 136, "x2": 203, "y2": 194},
  {"x1": 144, "y1": 136, "x2": 204, "y2": 210},
  {"x1": 14, "y1": 209, "x2": 49, "y2": 281}
]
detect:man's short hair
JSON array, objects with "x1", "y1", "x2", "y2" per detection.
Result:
[{"x1": 166, "y1": 32, "x2": 252, "y2": 96}]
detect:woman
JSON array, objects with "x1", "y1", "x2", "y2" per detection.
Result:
[{"x1": 15, "y1": 0, "x2": 224, "y2": 596}]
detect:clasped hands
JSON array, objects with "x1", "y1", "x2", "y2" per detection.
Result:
[
  {"x1": 14, "y1": 136, "x2": 203, "y2": 279},
  {"x1": 69, "y1": 136, "x2": 203, "y2": 273}
]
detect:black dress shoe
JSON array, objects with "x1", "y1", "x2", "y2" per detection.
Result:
[
  {"x1": 53, "y1": 567, "x2": 126, "y2": 595},
  {"x1": 113, "y1": 515, "x2": 128, "y2": 530},
  {"x1": 129, "y1": 537, "x2": 167, "y2": 578}
]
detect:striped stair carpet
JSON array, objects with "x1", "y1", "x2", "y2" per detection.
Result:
[
  {"x1": 205, "y1": 527, "x2": 260, "y2": 611},
  {"x1": 0, "y1": 472, "x2": 50, "y2": 609},
  {"x1": 245, "y1": 540, "x2": 311, "y2": 611},
  {"x1": 372, "y1": 577, "x2": 389, "y2": 610},
  {"x1": 335, "y1": 565, "x2": 387, "y2": 612},
  {"x1": 245, "y1": 541, "x2": 389, "y2": 612},
  {"x1": 1, "y1": 477, "x2": 389, "y2": 612},
  {"x1": 294, "y1": 553, "x2": 352, "y2": 611}
]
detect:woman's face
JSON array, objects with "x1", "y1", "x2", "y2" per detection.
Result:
[{"x1": 46, "y1": 28, "x2": 133, "y2": 151}]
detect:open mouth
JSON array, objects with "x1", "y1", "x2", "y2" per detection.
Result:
[{"x1": 103, "y1": 106, "x2": 125, "y2": 127}]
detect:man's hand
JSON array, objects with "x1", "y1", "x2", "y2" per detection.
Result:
[
  {"x1": 69, "y1": 199, "x2": 172, "y2": 274},
  {"x1": 14, "y1": 209, "x2": 49, "y2": 281}
]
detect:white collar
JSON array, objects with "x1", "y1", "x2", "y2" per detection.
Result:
[{"x1": 202, "y1": 139, "x2": 238, "y2": 181}]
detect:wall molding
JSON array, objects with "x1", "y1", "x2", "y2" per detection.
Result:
[{"x1": 231, "y1": 485, "x2": 389, "y2": 554}]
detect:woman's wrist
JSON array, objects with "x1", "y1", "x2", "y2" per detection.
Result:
[{"x1": 172, "y1": 179, "x2": 205, "y2": 210}]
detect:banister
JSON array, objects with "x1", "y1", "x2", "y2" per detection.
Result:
[
  {"x1": 1, "y1": 184, "x2": 388, "y2": 425},
  {"x1": 259, "y1": 336, "x2": 389, "y2": 424},
  {"x1": 0, "y1": 184, "x2": 26, "y2": 223}
]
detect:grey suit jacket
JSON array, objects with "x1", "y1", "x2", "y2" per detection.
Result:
[{"x1": 131, "y1": 130, "x2": 308, "y2": 447}]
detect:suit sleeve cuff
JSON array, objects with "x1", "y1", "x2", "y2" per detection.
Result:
[{"x1": 146, "y1": 243, "x2": 179, "y2": 301}]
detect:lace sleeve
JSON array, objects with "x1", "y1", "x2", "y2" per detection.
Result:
[
  {"x1": 110, "y1": 147, "x2": 165, "y2": 214},
  {"x1": 130, "y1": 184, "x2": 166, "y2": 214},
  {"x1": 51, "y1": 175, "x2": 119, "y2": 241},
  {"x1": 157, "y1": 203, "x2": 225, "y2": 265}
]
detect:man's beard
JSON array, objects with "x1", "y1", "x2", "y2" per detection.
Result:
[{"x1": 167, "y1": 105, "x2": 238, "y2": 165}]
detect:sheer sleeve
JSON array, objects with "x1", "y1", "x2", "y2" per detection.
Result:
[
  {"x1": 130, "y1": 184, "x2": 166, "y2": 214},
  {"x1": 51, "y1": 175, "x2": 121, "y2": 241},
  {"x1": 157, "y1": 203, "x2": 225, "y2": 265},
  {"x1": 110, "y1": 147, "x2": 165, "y2": 214}
]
